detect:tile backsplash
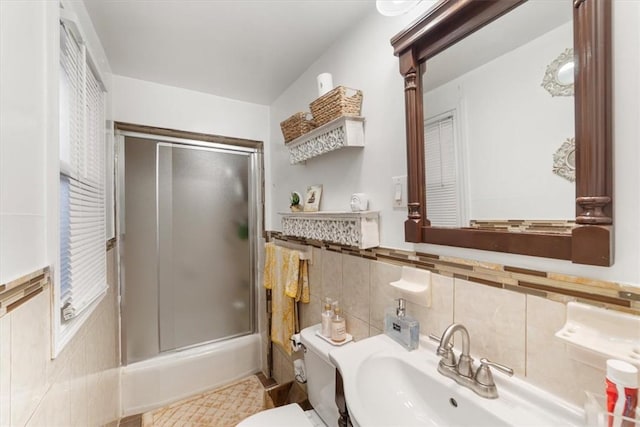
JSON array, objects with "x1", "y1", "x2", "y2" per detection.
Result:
[
  {"x1": 267, "y1": 234, "x2": 640, "y2": 407},
  {"x1": 0, "y1": 249, "x2": 120, "y2": 426}
]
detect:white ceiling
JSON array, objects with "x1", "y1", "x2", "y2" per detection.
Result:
[{"x1": 83, "y1": 0, "x2": 377, "y2": 105}]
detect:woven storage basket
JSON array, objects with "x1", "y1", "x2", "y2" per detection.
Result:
[
  {"x1": 280, "y1": 112, "x2": 317, "y2": 143},
  {"x1": 310, "y1": 86, "x2": 363, "y2": 126}
]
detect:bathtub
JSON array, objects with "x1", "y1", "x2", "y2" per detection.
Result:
[{"x1": 121, "y1": 333, "x2": 262, "y2": 416}]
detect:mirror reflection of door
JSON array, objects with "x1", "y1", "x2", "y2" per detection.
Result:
[
  {"x1": 422, "y1": 0, "x2": 574, "y2": 227},
  {"x1": 424, "y1": 111, "x2": 467, "y2": 228}
]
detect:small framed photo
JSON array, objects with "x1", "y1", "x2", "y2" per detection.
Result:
[{"x1": 303, "y1": 185, "x2": 323, "y2": 212}]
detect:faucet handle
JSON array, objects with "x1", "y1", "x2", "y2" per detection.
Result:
[
  {"x1": 475, "y1": 358, "x2": 514, "y2": 386},
  {"x1": 428, "y1": 333, "x2": 453, "y2": 350},
  {"x1": 430, "y1": 333, "x2": 456, "y2": 366},
  {"x1": 480, "y1": 358, "x2": 514, "y2": 376}
]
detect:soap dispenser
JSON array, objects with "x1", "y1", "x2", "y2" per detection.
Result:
[
  {"x1": 331, "y1": 302, "x2": 347, "y2": 342},
  {"x1": 384, "y1": 298, "x2": 419, "y2": 350},
  {"x1": 321, "y1": 298, "x2": 334, "y2": 338}
]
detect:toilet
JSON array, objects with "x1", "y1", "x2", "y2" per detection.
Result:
[{"x1": 238, "y1": 323, "x2": 350, "y2": 427}]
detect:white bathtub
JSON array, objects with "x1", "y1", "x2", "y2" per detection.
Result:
[{"x1": 121, "y1": 333, "x2": 262, "y2": 416}]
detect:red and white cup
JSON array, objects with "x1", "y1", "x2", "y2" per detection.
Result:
[{"x1": 606, "y1": 359, "x2": 638, "y2": 427}]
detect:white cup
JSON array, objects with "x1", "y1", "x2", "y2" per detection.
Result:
[{"x1": 350, "y1": 193, "x2": 369, "y2": 211}]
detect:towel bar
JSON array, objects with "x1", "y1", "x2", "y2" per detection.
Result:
[{"x1": 273, "y1": 240, "x2": 313, "y2": 263}]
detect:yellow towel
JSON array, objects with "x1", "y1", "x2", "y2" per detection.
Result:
[
  {"x1": 263, "y1": 242, "x2": 310, "y2": 355},
  {"x1": 286, "y1": 259, "x2": 309, "y2": 304}
]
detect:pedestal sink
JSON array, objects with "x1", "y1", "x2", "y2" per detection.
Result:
[{"x1": 329, "y1": 334, "x2": 584, "y2": 427}]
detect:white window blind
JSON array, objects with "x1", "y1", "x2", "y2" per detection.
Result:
[
  {"x1": 59, "y1": 23, "x2": 107, "y2": 322},
  {"x1": 425, "y1": 115, "x2": 460, "y2": 227}
]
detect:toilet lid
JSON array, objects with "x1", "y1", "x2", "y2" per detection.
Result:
[{"x1": 237, "y1": 403, "x2": 314, "y2": 427}]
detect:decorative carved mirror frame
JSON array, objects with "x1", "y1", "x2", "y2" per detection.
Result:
[
  {"x1": 391, "y1": 0, "x2": 612, "y2": 266},
  {"x1": 542, "y1": 48, "x2": 575, "y2": 97}
]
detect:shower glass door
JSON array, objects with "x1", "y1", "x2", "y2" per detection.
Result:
[{"x1": 156, "y1": 143, "x2": 253, "y2": 351}]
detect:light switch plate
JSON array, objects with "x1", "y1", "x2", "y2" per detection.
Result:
[{"x1": 392, "y1": 175, "x2": 407, "y2": 208}]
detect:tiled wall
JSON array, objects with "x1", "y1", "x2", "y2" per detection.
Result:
[
  {"x1": 269, "y1": 243, "x2": 639, "y2": 407},
  {"x1": 0, "y1": 248, "x2": 120, "y2": 426}
]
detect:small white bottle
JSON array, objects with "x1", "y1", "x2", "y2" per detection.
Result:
[
  {"x1": 321, "y1": 298, "x2": 334, "y2": 338},
  {"x1": 331, "y1": 303, "x2": 347, "y2": 342}
]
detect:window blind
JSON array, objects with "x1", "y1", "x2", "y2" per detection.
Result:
[
  {"x1": 425, "y1": 116, "x2": 459, "y2": 227},
  {"x1": 59, "y1": 23, "x2": 107, "y2": 322}
]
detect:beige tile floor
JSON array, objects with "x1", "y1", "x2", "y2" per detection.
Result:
[{"x1": 140, "y1": 375, "x2": 270, "y2": 427}]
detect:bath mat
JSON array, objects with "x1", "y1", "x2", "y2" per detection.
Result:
[{"x1": 142, "y1": 375, "x2": 271, "y2": 427}]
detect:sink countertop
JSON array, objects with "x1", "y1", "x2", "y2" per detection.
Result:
[{"x1": 329, "y1": 334, "x2": 585, "y2": 427}]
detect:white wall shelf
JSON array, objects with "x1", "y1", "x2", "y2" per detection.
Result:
[
  {"x1": 279, "y1": 211, "x2": 379, "y2": 249},
  {"x1": 287, "y1": 116, "x2": 365, "y2": 164}
]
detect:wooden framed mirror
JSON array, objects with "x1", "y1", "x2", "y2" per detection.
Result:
[{"x1": 391, "y1": 0, "x2": 612, "y2": 266}]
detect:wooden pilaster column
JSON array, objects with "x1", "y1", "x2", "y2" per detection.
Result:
[
  {"x1": 572, "y1": 0, "x2": 613, "y2": 266},
  {"x1": 400, "y1": 49, "x2": 428, "y2": 242}
]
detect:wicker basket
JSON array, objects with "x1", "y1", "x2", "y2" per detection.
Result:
[
  {"x1": 280, "y1": 112, "x2": 317, "y2": 143},
  {"x1": 310, "y1": 86, "x2": 363, "y2": 126}
]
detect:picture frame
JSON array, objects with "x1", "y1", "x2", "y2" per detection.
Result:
[{"x1": 303, "y1": 185, "x2": 322, "y2": 212}]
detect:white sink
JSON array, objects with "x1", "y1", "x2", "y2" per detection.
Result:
[{"x1": 329, "y1": 334, "x2": 584, "y2": 427}]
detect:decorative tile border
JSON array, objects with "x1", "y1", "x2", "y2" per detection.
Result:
[
  {"x1": 0, "y1": 266, "x2": 50, "y2": 317},
  {"x1": 266, "y1": 231, "x2": 640, "y2": 316},
  {"x1": 468, "y1": 219, "x2": 576, "y2": 234},
  {"x1": 0, "y1": 239, "x2": 114, "y2": 318}
]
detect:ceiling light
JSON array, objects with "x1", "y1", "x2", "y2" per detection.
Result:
[{"x1": 376, "y1": 0, "x2": 424, "y2": 17}]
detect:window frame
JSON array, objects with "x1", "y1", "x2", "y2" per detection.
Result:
[{"x1": 53, "y1": 11, "x2": 109, "y2": 356}]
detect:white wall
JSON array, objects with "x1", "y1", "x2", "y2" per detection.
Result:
[
  {"x1": 268, "y1": 7, "x2": 419, "y2": 247},
  {"x1": 268, "y1": 1, "x2": 640, "y2": 286},
  {"x1": 111, "y1": 75, "x2": 270, "y2": 143},
  {"x1": 0, "y1": 0, "x2": 50, "y2": 284}
]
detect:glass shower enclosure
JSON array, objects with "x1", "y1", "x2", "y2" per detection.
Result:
[{"x1": 117, "y1": 133, "x2": 261, "y2": 364}]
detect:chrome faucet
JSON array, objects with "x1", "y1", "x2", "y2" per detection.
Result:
[
  {"x1": 430, "y1": 323, "x2": 514, "y2": 399},
  {"x1": 437, "y1": 323, "x2": 474, "y2": 378}
]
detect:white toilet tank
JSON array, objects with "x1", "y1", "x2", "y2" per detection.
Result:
[{"x1": 300, "y1": 324, "x2": 348, "y2": 426}]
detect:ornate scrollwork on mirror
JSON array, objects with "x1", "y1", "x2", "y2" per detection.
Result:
[
  {"x1": 542, "y1": 48, "x2": 575, "y2": 97},
  {"x1": 391, "y1": 0, "x2": 612, "y2": 266}
]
